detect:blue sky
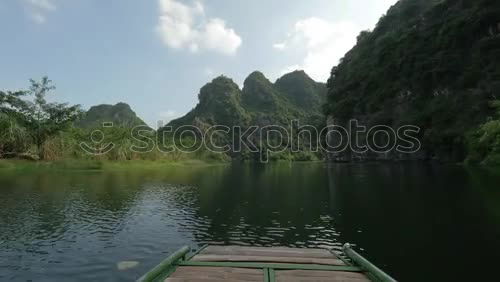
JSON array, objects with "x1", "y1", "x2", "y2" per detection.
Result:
[{"x1": 0, "y1": 0, "x2": 397, "y2": 127}]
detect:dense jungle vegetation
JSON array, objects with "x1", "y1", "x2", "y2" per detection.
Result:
[{"x1": 324, "y1": 0, "x2": 500, "y2": 164}]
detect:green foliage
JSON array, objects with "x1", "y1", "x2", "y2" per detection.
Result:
[
  {"x1": 169, "y1": 71, "x2": 326, "y2": 128},
  {"x1": 0, "y1": 113, "x2": 31, "y2": 158},
  {"x1": 0, "y1": 78, "x2": 171, "y2": 162},
  {"x1": 169, "y1": 76, "x2": 250, "y2": 128},
  {"x1": 165, "y1": 71, "x2": 327, "y2": 161},
  {"x1": 0, "y1": 78, "x2": 156, "y2": 162},
  {"x1": 0, "y1": 90, "x2": 29, "y2": 115},
  {"x1": 275, "y1": 70, "x2": 326, "y2": 110},
  {"x1": 20, "y1": 77, "x2": 83, "y2": 159},
  {"x1": 466, "y1": 100, "x2": 500, "y2": 165},
  {"x1": 242, "y1": 71, "x2": 284, "y2": 113},
  {"x1": 466, "y1": 120, "x2": 500, "y2": 165},
  {"x1": 0, "y1": 89, "x2": 32, "y2": 158},
  {"x1": 77, "y1": 102, "x2": 148, "y2": 129},
  {"x1": 325, "y1": 0, "x2": 500, "y2": 162},
  {"x1": 1, "y1": 78, "x2": 82, "y2": 159}
]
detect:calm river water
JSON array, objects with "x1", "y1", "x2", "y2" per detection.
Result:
[{"x1": 1, "y1": 162, "x2": 499, "y2": 281}]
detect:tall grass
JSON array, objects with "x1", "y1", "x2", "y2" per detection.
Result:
[{"x1": 0, "y1": 113, "x2": 32, "y2": 158}]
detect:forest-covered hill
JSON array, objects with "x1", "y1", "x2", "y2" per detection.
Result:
[
  {"x1": 325, "y1": 0, "x2": 500, "y2": 163},
  {"x1": 77, "y1": 102, "x2": 147, "y2": 129},
  {"x1": 164, "y1": 70, "x2": 326, "y2": 161},
  {"x1": 169, "y1": 70, "x2": 325, "y2": 128}
]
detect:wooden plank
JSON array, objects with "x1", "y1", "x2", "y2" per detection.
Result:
[
  {"x1": 160, "y1": 246, "x2": 372, "y2": 282},
  {"x1": 191, "y1": 254, "x2": 345, "y2": 266},
  {"x1": 165, "y1": 267, "x2": 262, "y2": 282},
  {"x1": 165, "y1": 280, "x2": 255, "y2": 282},
  {"x1": 177, "y1": 261, "x2": 362, "y2": 272},
  {"x1": 200, "y1": 246, "x2": 337, "y2": 259},
  {"x1": 275, "y1": 270, "x2": 371, "y2": 282}
]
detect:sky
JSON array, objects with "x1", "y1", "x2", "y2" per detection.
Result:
[{"x1": 0, "y1": 0, "x2": 398, "y2": 127}]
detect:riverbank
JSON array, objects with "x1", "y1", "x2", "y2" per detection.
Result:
[
  {"x1": 2, "y1": 158, "x2": 500, "y2": 172},
  {"x1": 0, "y1": 158, "x2": 228, "y2": 171}
]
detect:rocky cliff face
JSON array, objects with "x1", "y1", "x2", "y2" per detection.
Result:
[
  {"x1": 162, "y1": 70, "x2": 327, "y2": 161},
  {"x1": 325, "y1": 0, "x2": 500, "y2": 162}
]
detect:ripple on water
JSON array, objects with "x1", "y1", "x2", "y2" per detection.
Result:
[{"x1": 0, "y1": 171, "x2": 347, "y2": 281}]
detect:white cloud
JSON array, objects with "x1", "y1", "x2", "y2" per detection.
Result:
[
  {"x1": 23, "y1": 0, "x2": 56, "y2": 24},
  {"x1": 157, "y1": 0, "x2": 242, "y2": 55},
  {"x1": 274, "y1": 17, "x2": 360, "y2": 82},
  {"x1": 200, "y1": 18, "x2": 242, "y2": 55}
]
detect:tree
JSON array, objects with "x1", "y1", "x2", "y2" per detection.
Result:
[
  {"x1": 356, "y1": 30, "x2": 371, "y2": 43},
  {"x1": 0, "y1": 112, "x2": 30, "y2": 158},
  {"x1": 20, "y1": 77, "x2": 83, "y2": 159},
  {"x1": 0, "y1": 90, "x2": 31, "y2": 157},
  {"x1": 0, "y1": 90, "x2": 28, "y2": 116},
  {"x1": 466, "y1": 100, "x2": 500, "y2": 165}
]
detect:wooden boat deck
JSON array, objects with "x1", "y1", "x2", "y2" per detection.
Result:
[{"x1": 164, "y1": 246, "x2": 370, "y2": 282}]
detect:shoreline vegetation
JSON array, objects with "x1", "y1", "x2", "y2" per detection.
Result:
[
  {"x1": 2, "y1": 74, "x2": 500, "y2": 166},
  {"x1": 0, "y1": 158, "x2": 332, "y2": 171},
  {"x1": 0, "y1": 159, "x2": 226, "y2": 171},
  {"x1": 1, "y1": 158, "x2": 498, "y2": 172}
]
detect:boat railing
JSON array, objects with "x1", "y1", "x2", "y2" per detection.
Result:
[{"x1": 343, "y1": 243, "x2": 397, "y2": 282}]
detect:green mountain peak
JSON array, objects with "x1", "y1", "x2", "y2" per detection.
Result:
[
  {"x1": 77, "y1": 102, "x2": 147, "y2": 128},
  {"x1": 275, "y1": 70, "x2": 326, "y2": 109},
  {"x1": 167, "y1": 70, "x2": 326, "y2": 130}
]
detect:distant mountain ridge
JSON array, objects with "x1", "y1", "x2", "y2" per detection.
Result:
[
  {"x1": 162, "y1": 70, "x2": 326, "y2": 161},
  {"x1": 168, "y1": 70, "x2": 326, "y2": 129},
  {"x1": 77, "y1": 102, "x2": 147, "y2": 128}
]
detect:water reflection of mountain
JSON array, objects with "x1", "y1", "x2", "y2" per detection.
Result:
[{"x1": 190, "y1": 163, "x2": 342, "y2": 249}]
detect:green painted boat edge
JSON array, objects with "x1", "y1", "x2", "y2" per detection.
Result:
[
  {"x1": 137, "y1": 246, "x2": 190, "y2": 282},
  {"x1": 328, "y1": 248, "x2": 353, "y2": 266},
  {"x1": 185, "y1": 244, "x2": 208, "y2": 261},
  {"x1": 343, "y1": 243, "x2": 397, "y2": 282},
  {"x1": 263, "y1": 267, "x2": 270, "y2": 282},
  {"x1": 268, "y1": 267, "x2": 276, "y2": 282},
  {"x1": 178, "y1": 261, "x2": 363, "y2": 272}
]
